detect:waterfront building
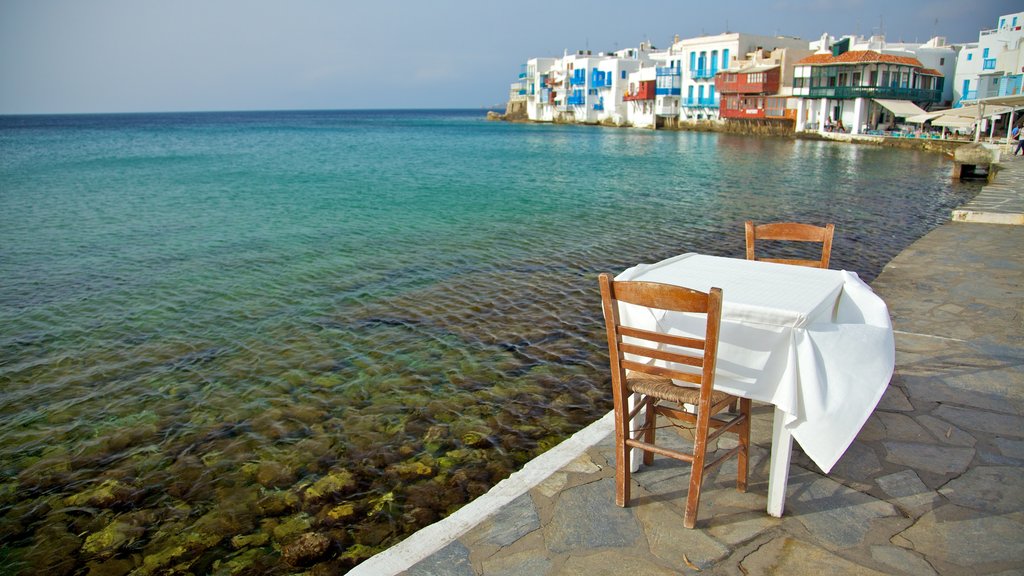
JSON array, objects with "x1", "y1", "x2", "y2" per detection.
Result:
[
  {"x1": 668, "y1": 33, "x2": 810, "y2": 122},
  {"x1": 519, "y1": 47, "x2": 651, "y2": 124},
  {"x1": 623, "y1": 65, "x2": 658, "y2": 128},
  {"x1": 811, "y1": 34, "x2": 958, "y2": 106},
  {"x1": 715, "y1": 47, "x2": 814, "y2": 126},
  {"x1": 953, "y1": 11, "x2": 1024, "y2": 106},
  {"x1": 792, "y1": 36, "x2": 944, "y2": 135}
]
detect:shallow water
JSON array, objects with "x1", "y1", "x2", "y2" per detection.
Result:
[{"x1": 0, "y1": 110, "x2": 978, "y2": 573}]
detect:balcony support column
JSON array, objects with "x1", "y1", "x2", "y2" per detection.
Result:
[
  {"x1": 818, "y1": 99, "x2": 829, "y2": 133},
  {"x1": 795, "y1": 98, "x2": 807, "y2": 131},
  {"x1": 852, "y1": 97, "x2": 866, "y2": 135}
]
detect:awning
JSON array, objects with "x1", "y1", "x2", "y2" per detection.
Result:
[
  {"x1": 906, "y1": 110, "x2": 946, "y2": 124},
  {"x1": 873, "y1": 99, "x2": 928, "y2": 118},
  {"x1": 943, "y1": 103, "x2": 1013, "y2": 118},
  {"x1": 931, "y1": 115, "x2": 976, "y2": 128},
  {"x1": 974, "y1": 94, "x2": 1024, "y2": 109}
]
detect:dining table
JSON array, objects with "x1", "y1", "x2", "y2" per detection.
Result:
[{"x1": 614, "y1": 253, "x2": 895, "y2": 516}]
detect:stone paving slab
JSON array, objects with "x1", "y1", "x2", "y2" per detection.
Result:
[{"x1": 364, "y1": 154, "x2": 1024, "y2": 576}]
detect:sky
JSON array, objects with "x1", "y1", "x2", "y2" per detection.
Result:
[{"x1": 1, "y1": 0, "x2": 1020, "y2": 115}]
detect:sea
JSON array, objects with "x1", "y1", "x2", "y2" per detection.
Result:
[{"x1": 0, "y1": 109, "x2": 979, "y2": 574}]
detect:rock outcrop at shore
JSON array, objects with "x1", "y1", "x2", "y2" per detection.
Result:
[{"x1": 487, "y1": 99, "x2": 528, "y2": 122}]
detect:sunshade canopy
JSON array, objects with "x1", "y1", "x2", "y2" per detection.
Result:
[{"x1": 873, "y1": 99, "x2": 927, "y2": 118}]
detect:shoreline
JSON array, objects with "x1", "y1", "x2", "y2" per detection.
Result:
[{"x1": 490, "y1": 113, "x2": 968, "y2": 155}]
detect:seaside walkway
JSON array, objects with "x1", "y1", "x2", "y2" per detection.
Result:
[{"x1": 356, "y1": 155, "x2": 1024, "y2": 576}]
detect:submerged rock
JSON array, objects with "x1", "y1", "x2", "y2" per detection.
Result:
[
  {"x1": 272, "y1": 512, "x2": 313, "y2": 543},
  {"x1": 253, "y1": 460, "x2": 297, "y2": 489},
  {"x1": 81, "y1": 518, "x2": 143, "y2": 558},
  {"x1": 304, "y1": 470, "x2": 356, "y2": 503},
  {"x1": 24, "y1": 522, "x2": 81, "y2": 576},
  {"x1": 64, "y1": 479, "x2": 134, "y2": 509},
  {"x1": 258, "y1": 489, "x2": 300, "y2": 517},
  {"x1": 230, "y1": 531, "x2": 269, "y2": 549},
  {"x1": 281, "y1": 532, "x2": 334, "y2": 566}
]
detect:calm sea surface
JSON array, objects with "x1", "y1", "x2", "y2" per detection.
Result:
[{"x1": 0, "y1": 109, "x2": 978, "y2": 573}]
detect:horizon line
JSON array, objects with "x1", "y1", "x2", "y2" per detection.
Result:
[{"x1": 0, "y1": 105, "x2": 505, "y2": 118}]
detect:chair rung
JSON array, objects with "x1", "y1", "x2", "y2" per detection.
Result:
[
  {"x1": 702, "y1": 446, "x2": 742, "y2": 473},
  {"x1": 624, "y1": 438, "x2": 695, "y2": 463},
  {"x1": 706, "y1": 414, "x2": 747, "y2": 444}
]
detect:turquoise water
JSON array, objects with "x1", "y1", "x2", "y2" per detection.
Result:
[{"x1": 0, "y1": 110, "x2": 976, "y2": 573}]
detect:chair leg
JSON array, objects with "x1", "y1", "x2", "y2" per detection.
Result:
[
  {"x1": 642, "y1": 395, "x2": 656, "y2": 466},
  {"x1": 683, "y1": 410, "x2": 711, "y2": 529},
  {"x1": 614, "y1": 394, "x2": 632, "y2": 507},
  {"x1": 737, "y1": 398, "x2": 751, "y2": 493}
]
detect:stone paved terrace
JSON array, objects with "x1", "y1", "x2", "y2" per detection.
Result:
[
  {"x1": 355, "y1": 154, "x2": 1024, "y2": 576},
  {"x1": 953, "y1": 147, "x2": 1024, "y2": 224}
]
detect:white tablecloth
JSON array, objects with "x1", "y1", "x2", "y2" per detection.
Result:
[{"x1": 615, "y1": 253, "x2": 895, "y2": 472}]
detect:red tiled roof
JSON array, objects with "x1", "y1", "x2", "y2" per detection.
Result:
[
  {"x1": 796, "y1": 50, "x2": 925, "y2": 68},
  {"x1": 919, "y1": 68, "x2": 943, "y2": 76}
]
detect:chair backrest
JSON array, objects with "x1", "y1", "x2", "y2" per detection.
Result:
[
  {"x1": 745, "y1": 221, "x2": 835, "y2": 269},
  {"x1": 598, "y1": 273, "x2": 722, "y2": 400}
]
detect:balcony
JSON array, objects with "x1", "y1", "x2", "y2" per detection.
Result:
[
  {"x1": 569, "y1": 70, "x2": 587, "y2": 86},
  {"x1": 624, "y1": 81, "x2": 656, "y2": 101},
  {"x1": 691, "y1": 69, "x2": 717, "y2": 80},
  {"x1": 682, "y1": 97, "x2": 720, "y2": 108},
  {"x1": 656, "y1": 87, "x2": 682, "y2": 96},
  {"x1": 591, "y1": 70, "x2": 613, "y2": 88},
  {"x1": 567, "y1": 93, "x2": 586, "y2": 106},
  {"x1": 983, "y1": 58, "x2": 997, "y2": 71},
  {"x1": 656, "y1": 67, "x2": 682, "y2": 77},
  {"x1": 717, "y1": 72, "x2": 780, "y2": 95},
  {"x1": 655, "y1": 103, "x2": 679, "y2": 116},
  {"x1": 804, "y1": 85, "x2": 941, "y2": 103},
  {"x1": 997, "y1": 75, "x2": 1023, "y2": 96}
]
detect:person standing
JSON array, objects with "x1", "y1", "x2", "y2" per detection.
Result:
[{"x1": 1014, "y1": 124, "x2": 1024, "y2": 156}]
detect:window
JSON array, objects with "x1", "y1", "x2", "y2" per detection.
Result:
[
  {"x1": 722, "y1": 49, "x2": 730, "y2": 68},
  {"x1": 983, "y1": 48, "x2": 990, "y2": 58},
  {"x1": 690, "y1": 52, "x2": 696, "y2": 71},
  {"x1": 940, "y1": 57, "x2": 945, "y2": 65},
  {"x1": 1000, "y1": 18, "x2": 1006, "y2": 28},
  {"x1": 967, "y1": 53, "x2": 973, "y2": 61},
  {"x1": 621, "y1": 70, "x2": 626, "y2": 80}
]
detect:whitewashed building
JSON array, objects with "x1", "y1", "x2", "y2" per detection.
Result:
[
  {"x1": 792, "y1": 37, "x2": 944, "y2": 134},
  {"x1": 667, "y1": 33, "x2": 811, "y2": 122},
  {"x1": 953, "y1": 11, "x2": 1024, "y2": 106},
  {"x1": 519, "y1": 47, "x2": 652, "y2": 124}
]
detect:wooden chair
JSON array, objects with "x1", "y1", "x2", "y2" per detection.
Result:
[
  {"x1": 745, "y1": 221, "x2": 835, "y2": 269},
  {"x1": 598, "y1": 273, "x2": 751, "y2": 529}
]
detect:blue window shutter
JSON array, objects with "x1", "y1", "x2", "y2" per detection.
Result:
[
  {"x1": 722, "y1": 49, "x2": 730, "y2": 69},
  {"x1": 690, "y1": 52, "x2": 696, "y2": 70}
]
